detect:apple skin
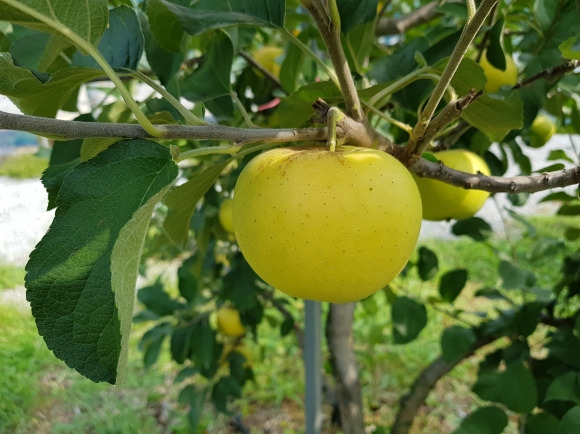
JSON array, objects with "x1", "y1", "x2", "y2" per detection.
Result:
[
  {"x1": 479, "y1": 52, "x2": 518, "y2": 93},
  {"x1": 413, "y1": 150, "x2": 491, "y2": 221},
  {"x1": 218, "y1": 198, "x2": 235, "y2": 234},
  {"x1": 232, "y1": 146, "x2": 422, "y2": 303},
  {"x1": 216, "y1": 306, "x2": 245, "y2": 337},
  {"x1": 529, "y1": 114, "x2": 556, "y2": 148},
  {"x1": 253, "y1": 46, "x2": 284, "y2": 78}
]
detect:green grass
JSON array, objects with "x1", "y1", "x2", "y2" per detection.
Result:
[
  {"x1": 0, "y1": 152, "x2": 49, "y2": 178},
  {"x1": 0, "y1": 263, "x2": 26, "y2": 290}
]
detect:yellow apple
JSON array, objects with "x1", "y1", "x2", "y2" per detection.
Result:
[
  {"x1": 218, "y1": 198, "x2": 235, "y2": 233},
  {"x1": 253, "y1": 45, "x2": 284, "y2": 78},
  {"x1": 529, "y1": 114, "x2": 556, "y2": 148},
  {"x1": 232, "y1": 145, "x2": 423, "y2": 303},
  {"x1": 413, "y1": 149, "x2": 491, "y2": 221},
  {"x1": 216, "y1": 306, "x2": 245, "y2": 337},
  {"x1": 479, "y1": 52, "x2": 518, "y2": 93}
]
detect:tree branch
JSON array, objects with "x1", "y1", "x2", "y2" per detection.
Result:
[
  {"x1": 412, "y1": 158, "x2": 580, "y2": 194},
  {"x1": 375, "y1": 1, "x2": 441, "y2": 36},
  {"x1": 391, "y1": 334, "x2": 499, "y2": 434},
  {"x1": 302, "y1": 0, "x2": 364, "y2": 121},
  {"x1": 407, "y1": 0, "x2": 498, "y2": 156},
  {"x1": 0, "y1": 110, "x2": 327, "y2": 144},
  {"x1": 2, "y1": 110, "x2": 578, "y2": 194},
  {"x1": 513, "y1": 60, "x2": 580, "y2": 90}
]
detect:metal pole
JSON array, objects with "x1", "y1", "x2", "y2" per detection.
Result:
[{"x1": 304, "y1": 300, "x2": 323, "y2": 434}]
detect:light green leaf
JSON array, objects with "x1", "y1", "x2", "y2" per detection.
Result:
[
  {"x1": 163, "y1": 163, "x2": 229, "y2": 248},
  {"x1": 25, "y1": 140, "x2": 178, "y2": 383},
  {"x1": 160, "y1": 0, "x2": 285, "y2": 36},
  {"x1": 0, "y1": 0, "x2": 108, "y2": 49},
  {"x1": 560, "y1": 35, "x2": 580, "y2": 60},
  {"x1": 0, "y1": 53, "x2": 103, "y2": 117}
]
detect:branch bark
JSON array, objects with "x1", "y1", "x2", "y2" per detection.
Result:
[
  {"x1": 412, "y1": 158, "x2": 580, "y2": 194},
  {"x1": 376, "y1": 1, "x2": 441, "y2": 36},
  {"x1": 391, "y1": 335, "x2": 499, "y2": 434},
  {"x1": 302, "y1": 0, "x2": 364, "y2": 121},
  {"x1": 326, "y1": 303, "x2": 365, "y2": 433},
  {"x1": 2, "y1": 110, "x2": 579, "y2": 194}
]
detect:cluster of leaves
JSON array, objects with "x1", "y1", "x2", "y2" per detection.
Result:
[{"x1": 1, "y1": 0, "x2": 580, "y2": 431}]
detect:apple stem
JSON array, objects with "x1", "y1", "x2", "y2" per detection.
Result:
[{"x1": 327, "y1": 107, "x2": 345, "y2": 152}]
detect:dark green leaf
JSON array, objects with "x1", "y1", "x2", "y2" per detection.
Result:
[
  {"x1": 544, "y1": 372, "x2": 580, "y2": 404},
  {"x1": 25, "y1": 139, "x2": 178, "y2": 383},
  {"x1": 177, "y1": 255, "x2": 199, "y2": 303},
  {"x1": 138, "y1": 281, "x2": 183, "y2": 316},
  {"x1": 139, "y1": 322, "x2": 171, "y2": 369},
  {"x1": 161, "y1": 0, "x2": 285, "y2": 36},
  {"x1": 565, "y1": 227, "x2": 580, "y2": 241},
  {"x1": 211, "y1": 376, "x2": 243, "y2": 413},
  {"x1": 277, "y1": 81, "x2": 341, "y2": 127},
  {"x1": 190, "y1": 319, "x2": 219, "y2": 376},
  {"x1": 222, "y1": 252, "x2": 262, "y2": 313},
  {"x1": 391, "y1": 296, "x2": 427, "y2": 344},
  {"x1": 514, "y1": 302, "x2": 544, "y2": 337},
  {"x1": 474, "y1": 287, "x2": 512, "y2": 302},
  {"x1": 453, "y1": 406, "x2": 508, "y2": 434},
  {"x1": 72, "y1": 6, "x2": 143, "y2": 70},
  {"x1": 558, "y1": 205, "x2": 580, "y2": 216},
  {"x1": 524, "y1": 412, "x2": 560, "y2": 434},
  {"x1": 336, "y1": 0, "x2": 377, "y2": 34},
  {"x1": 547, "y1": 150, "x2": 574, "y2": 163},
  {"x1": 540, "y1": 191, "x2": 578, "y2": 203},
  {"x1": 439, "y1": 269, "x2": 468, "y2": 303},
  {"x1": 280, "y1": 316, "x2": 295, "y2": 337},
  {"x1": 441, "y1": 326, "x2": 477, "y2": 364},
  {"x1": 146, "y1": 0, "x2": 185, "y2": 53},
  {"x1": 417, "y1": 246, "x2": 438, "y2": 281},
  {"x1": 171, "y1": 323, "x2": 195, "y2": 364},
  {"x1": 452, "y1": 217, "x2": 492, "y2": 241},
  {"x1": 179, "y1": 384, "x2": 207, "y2": 429},
  {"x1": 559, "y1": 405, "x2": 580, "y2": 434},
  {"x1": 498, "y1": 361, "x2": 538, "y2": 413},
  {"x1": 182, "y1": 30, "x2": 233, "y2": 102},
  {"x1": 485, "y1": 19, "x2": 506, "y2": 70}
]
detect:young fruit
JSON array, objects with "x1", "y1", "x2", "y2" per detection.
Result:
[
  {"x1": 218, "y1": 198, "x2": 235, "y2": 233},
  {"x1": 253, "y1": 45, "x2": 284, "y2": 78},
  {"x1": 216, "y1": 306, "x2": 245, "y2": 337},
  {"x1": 478, "y1": 52, "x2": 518, "y2": 93},
  {"x1": 413, "y1": 149, "x2": 491, "y2": 221},
  {"x1": 529, "y1": 114, "x2": 556, "y2": 148},
  {"x1": 232, "y1": 145, "x2": 422, "y2": 303}
]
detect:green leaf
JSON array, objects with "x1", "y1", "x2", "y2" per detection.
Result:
[
  {"x1": 499, "y1": 260, "x2": 528, "y2": 290},
  {"x1": 544, "y1": 372, "x2": 580, "y2": 404},
  {"x1": 277, "y1": 81, "x2": 342, "y2": 127},
  {"x1": 0, "y1": 53, "x2": 103, "y2": 117},
  {"x1": 336, "y1": 0, "x2": 377, "y2": 34},
  {"x1": 163, "y1": 162, "x2": 228, "y2": 248},
  {"x1": 484, "y1": 19, "x2": 506, "y2": 70},
  {"x1": 161, "y1": 0, "x2": 285, "y2": 36},
  {"x1": 139, "y1": 322, "x2": 171, "y2": 369},
  {"x1": 439, "y1": 269, "x2": 468, "y2": 303},
  {"x1": 441, "y1": 326, "x2": 477, "y2": 364},
  {"x1": 138, "y1": 281, "x2": 183, "y2": 317},
  {"x1": 72, "y1": 6, "x2": 144, "y2": 70},
  {"x1": 498, "y1": 361, "x2": 538, "y2": 413},
  {"x1": 452, "y1": 217, "x2": 492, "y2": 242},
  {"x1": 25, "y1": 139, "x2": 178, "y2": 383},
  {"x1": 417, "y1": 246, "x2": 438, "y2": 281},
  {"x1": 0, "y1": 0, "x2": 108, "y2": 49},
  {"x1": 222, "y1": 252, "x2": 262, "y2": 313},
  {"x1": 171, "y1": 322, "x2": 196, "y2": 364},
  {"x1": 211, "y1": 376, "x2": 243, "y2": 413},
  {"x1": 391, "y1": 296, "x2": 427, "y2": 344},
  {"x1": 524, "y1": 412, "x2": 560, "y2": 434},
  {"x1": 432, "y1": 58, "x2": 523, "y2": 140},
  {"x1": 179, "y1": 384, "x2": 208, "y2": 429},
  {"x1": 146, "y1": 0, "x2": 186, "y2": 53},
  {"x1": 453, "y1": 406, "x2": 508, "y2": 434},
  {"x1": 560, "y1": 35, "x2": 580, "y2": 60},
  {"x1": 558, "y1": 205, "x2": 580, "y2": 216},
  {"x1": 181, "y1": 30, "x2": 233, "y2": 102},
  {"x1": 559, "y1": 406, "x2": 580, "y2": 434}
]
